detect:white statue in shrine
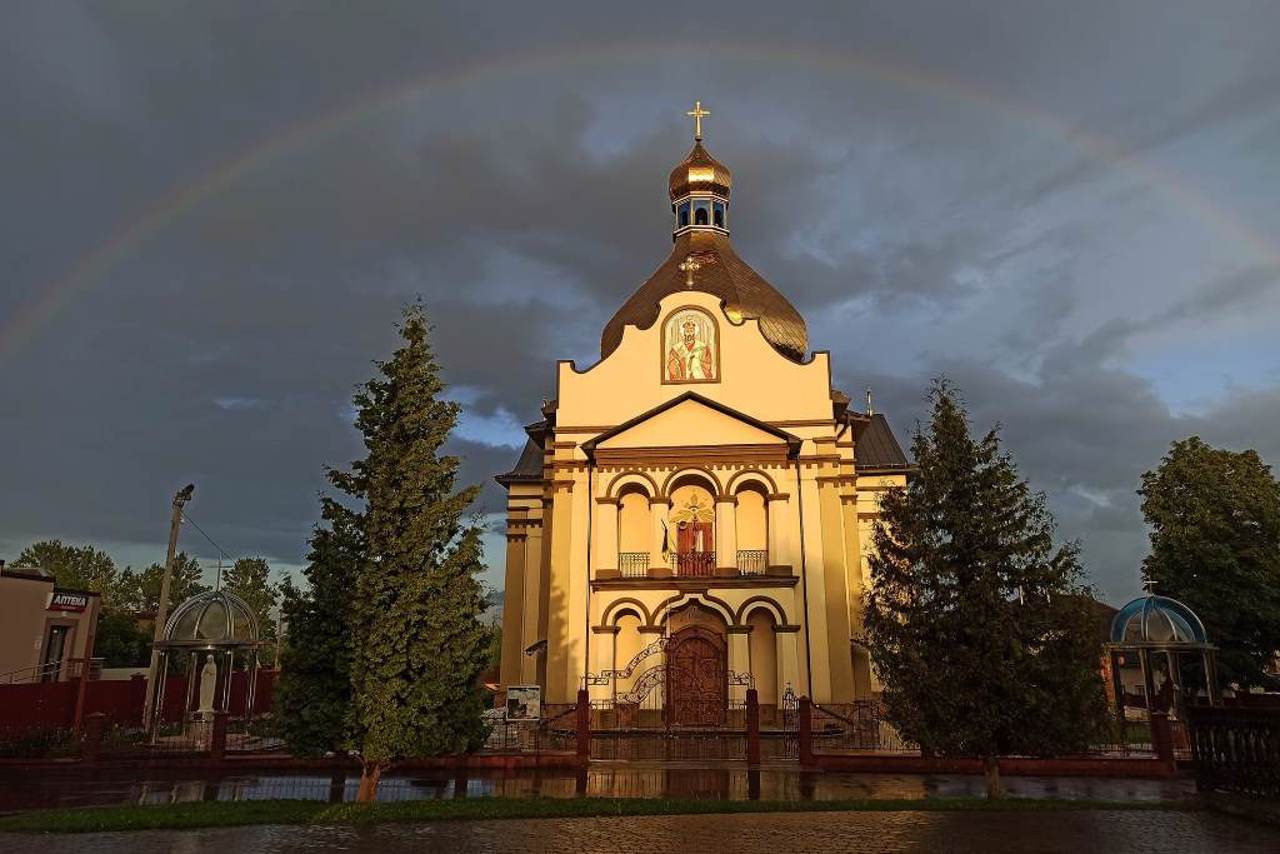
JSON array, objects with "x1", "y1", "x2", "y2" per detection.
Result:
[{"x1": 198, "y1": 654, "x2": 217, "y2": 714}]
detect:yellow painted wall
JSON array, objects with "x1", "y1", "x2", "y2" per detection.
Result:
[{"x1": 500, "y1": 290, "x2": 909, "y2": 705}]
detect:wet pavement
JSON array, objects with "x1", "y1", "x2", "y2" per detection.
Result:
[
  {"x1": 0, "y1": 764, "x2": 1197, "y2": 811},
  {"x1": 5, "y1": 810, "x2": 1280, "y2": 853}
]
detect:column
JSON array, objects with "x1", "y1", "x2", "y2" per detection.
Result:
[
  {"x1": 498, "y1": 521, "x2": 527, "y2": 687},
  {"x1": 715, "y1": 494, "x2": 738, "y2": 575},
  {"x1": 520, "y1": 512, "x2": 544, "y2": 684},
  {"x1": 727, "y1": 627, "x2": 752, "y2": 703},
  {"x1": 775, "y1": 627, "x2": 800, "y2": 707},
  {"x1": 649, "y1": 497, "x2": 671, "y2": 577},
  {"x1": 588, "y1": 625, "x2": 617, "y2": 703},
  {"x1": 767, "y1": 493, "x2": 791, "y2": 575},
  {"x1": 594, "y1": 497, "x2": 619, "y2": 579}
]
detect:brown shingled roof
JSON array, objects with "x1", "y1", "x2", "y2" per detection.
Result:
[
  {"x1": 852, "y1": 413, "x2": 911, "y2": 471},
  {"x1": 495, "y1": 438, "x2": 545, "y2": 487},
  {"x1": 600, "y1": 230, "x2": 808, "y2": 364}
]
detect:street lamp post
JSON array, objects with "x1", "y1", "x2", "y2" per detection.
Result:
[{"x1": 142, "y1": 484, "x2": 194, "y2": 734}]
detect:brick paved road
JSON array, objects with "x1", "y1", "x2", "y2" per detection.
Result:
[{"x1": 6, "y1": 810, "x2": 1279, "y2": 853}]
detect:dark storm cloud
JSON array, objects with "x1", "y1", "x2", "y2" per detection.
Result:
[{"x1": 2, "y1": 1, "x2": 1278, "y2": 597}]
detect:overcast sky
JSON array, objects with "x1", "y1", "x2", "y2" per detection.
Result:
[{"x1": 2, "y1": 1, "x2": 1278, "y2": 603}]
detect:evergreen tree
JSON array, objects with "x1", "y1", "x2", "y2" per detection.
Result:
[
  {"x1": 336, "y1": 304, "x2": 490, "y2": 800},
  {"x1": 274, "y1": 498, "x2": 362, "y2": 756},
  {"x1": 863, "y1": 380, "x2": 1108, "y2": 798},
  {"x1": 1139, "y1": 437, "x2": 1280, "y2": 689}
]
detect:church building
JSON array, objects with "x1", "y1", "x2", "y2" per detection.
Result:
[{"x1": 497, "y1": 105, "x2": 911, "y2": 723}]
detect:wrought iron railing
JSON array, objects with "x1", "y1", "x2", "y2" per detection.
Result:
[
  {"x1": 0, "y1": 657, "x2": 99, "y2": 685},
  {"x1": 619, "y1": 552, "x2": 650, "y2": 577},
  {"x1": 736, "y1": 550, "x2": 768, "y2": 574},
  {"x1": 1188, "y1": 704, "x2": 1280, "y2": 798},
  {"x1": 674, "y1": 551, "x2": 715, "y2": 577}
]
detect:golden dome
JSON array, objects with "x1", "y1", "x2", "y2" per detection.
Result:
[
  {"x1": 601, "y1": 230, "x2": 809, "y2": 363},
  {"x1": 668, "y1": 141, "x2": 732, "y2": 201}
]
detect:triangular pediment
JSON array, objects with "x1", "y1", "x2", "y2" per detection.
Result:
[{"x1": 582, "y1": 392, "x2": 800, "y2": 460}]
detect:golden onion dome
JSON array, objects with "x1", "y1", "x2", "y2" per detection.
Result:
[{"x1": 668, "y1": 141, "x2": 732, "y2": 201}]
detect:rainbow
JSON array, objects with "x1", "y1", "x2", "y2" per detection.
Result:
[{"x1": 4, "y1": 40, "x2": 1276, "y2": 359}]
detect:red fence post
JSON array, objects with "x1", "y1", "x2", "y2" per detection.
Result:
[
  {"x1": 576, "y1": 688, "x2": 591, "y2": 761},
  {"x1": 210, "y1": 711, "x2": 228, "y2": 762},
  {"x1": 72, "y1": 658, "x2": 90, "y2": 734},
  {"x1": 1150, "y1": 711, "x2": 1173, "y2": 762},
  {"x1": 798, "y1": 695, "x2": 814, "y2": 765},
  {"x1": 81, "y1": 712, "x2": 106, "y2": 763},
  {"x1": 746, "y1": 687, "x2": 761, "y2": 765}
]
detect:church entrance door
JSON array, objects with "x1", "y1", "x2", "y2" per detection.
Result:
[{"x1": 666, "y1": 626, "x2": 726, "y2": 727}]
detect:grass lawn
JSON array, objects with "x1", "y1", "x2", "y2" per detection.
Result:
[{"x1": 0, "y1": 796, "x2": 1197, "y2": 834}]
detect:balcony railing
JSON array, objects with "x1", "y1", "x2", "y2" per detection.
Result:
[
  {"x1": 619, "y1": 552, "x2": 650, "y2": 578},
  {"x1": 673, "y1": 551, "x2": 716, "y2": 577},
  {"x1": 736, "y1": 550, "x2": 768, "y2": 575}
]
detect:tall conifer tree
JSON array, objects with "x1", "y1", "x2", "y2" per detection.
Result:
[
  {"x1": 863, "y1": 381, "x2": 1108, "y2": 797},
  {"x1": 275, "y1": 498, "x2": 362, "y2": 756},
  {"x1": 335, "y1": 303, "x2": 490, "y2": 800}
]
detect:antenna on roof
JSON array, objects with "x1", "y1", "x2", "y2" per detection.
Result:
[{"x1": 866, "y1": 387, "x2": 874, "y2": 416}]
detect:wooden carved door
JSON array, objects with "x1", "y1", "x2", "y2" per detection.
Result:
[{"x1": 666, "y1": 627, "x2": 726, "y2": 726}]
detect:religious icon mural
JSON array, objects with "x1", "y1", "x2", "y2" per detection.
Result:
[{"x1": 663, "y1": 308, "x2": 718, "y2": 382}]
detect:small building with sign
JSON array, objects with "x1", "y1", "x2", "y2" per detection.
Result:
[{"x1": 0, "y1": 560, "x2": 101, "y2": 683}]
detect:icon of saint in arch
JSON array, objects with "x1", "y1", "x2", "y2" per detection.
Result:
[{"x1": 664, "y1": 309, "x2": 717, "y2": 381}]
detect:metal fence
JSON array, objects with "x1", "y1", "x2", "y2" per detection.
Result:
[
  {"x1": 809, "y1": 702, "x2": 918, "y2": 754},
  {"x1": 1187, "y1": 705, "x2": 1280, "y2": 798}
]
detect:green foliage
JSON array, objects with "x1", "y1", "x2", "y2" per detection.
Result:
[
  {"x1": 485, "y1": 623, "x2": 503, "y2": 674},
  {"x1": 14, "y1": 540, "x2": 117, "y2": 597},
  {"x1": 222, "y1": 556, "x2": 279, "y2": 641},
  {"x1": 275, "y1": 498, "x2": 362, "y2": 757},
  {"x1": 863, "y1": 380, "x2": 1110, "y2": 765},
  {"x1": 341, "y1": 304, "x2": 491, "y2": 767},
  {"x1": 93, "y1": 610, "x2": 151, "y2": 667},
  {"x1": 1139, "y1": 436, "x2": 1280, "y2": 689},
  {"x1": 111, "y1": 552, "x2": 208, "y2": 616}
]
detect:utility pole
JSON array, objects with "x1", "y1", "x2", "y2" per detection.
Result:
[{"x1": 142, "y1": 484, "x2": 194, "y2": 732}]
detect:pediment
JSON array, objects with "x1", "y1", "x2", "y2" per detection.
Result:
[{"x1": 582, "y1": 392, "x2": 800, "y2": 460}]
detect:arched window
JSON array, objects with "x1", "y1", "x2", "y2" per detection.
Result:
[
  {"x1": 713, "y1": 202, "x2": 725, "y2": 228},
  {"x1": 694, "y1": 207, "x2": 708, "y2": 225},
  {"x1": 618, "y1": 490, "x2": 650, "y2": 576},
  {"x1": 678, "y1": 202, "x2": 690, "y2": 227},
  {"x1": 735, "y1": 487, "x2": 768, "y2": 574}
]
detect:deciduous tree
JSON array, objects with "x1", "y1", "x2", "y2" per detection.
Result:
[
  {"x1": 222, "y1": 556, "x2": 279, "y2": 643},
  {"x1": 14, "y1": 540, "x2": 117, "y2": 598},
  {"x1": 1139, "y1": 437, "x2": 1280, "y2": 689},
  {"x1": 112, "y1": 553, "x2": 208, "y2": 618},
  {"x1": 863, "y1": 380, "x2": 1109, "y2": 798}
]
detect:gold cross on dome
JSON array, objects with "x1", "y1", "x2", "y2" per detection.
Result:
[
  {"x1": 678, "y1": 255, "x2": 702, "y2": 287},
  {"x1": 686, "y1": 100, "x2": 710, "y2": 140}
]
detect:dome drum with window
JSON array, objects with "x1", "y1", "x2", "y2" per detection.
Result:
[{"x1": 670, "y1": 141, "x2": 731, "y2": 236}]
